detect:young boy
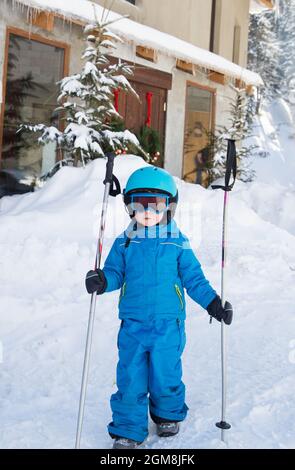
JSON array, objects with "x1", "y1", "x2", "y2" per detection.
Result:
[{"x1": 85, "y1": 166, "x2": 233, "y2": 449}]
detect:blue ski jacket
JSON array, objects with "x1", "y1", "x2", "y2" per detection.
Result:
[{"x1": 102, "y1": 219, "x2": 217, "y2": 321}]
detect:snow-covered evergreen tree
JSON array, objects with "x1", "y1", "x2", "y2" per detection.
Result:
[
  {"x1": 248, "y1": 9, "x2": 282, "y2": 103},
  {"x1": 248, "y1": 0, "x2": 295, "y2": 108},
  {"x1": 20, "y1": 13, "x2": 143, "y2": 168},
  {"x1": 277, "y1": 0, "x2": 295, "y2": 106},
  {"x1": 208, "y1": 87, "x2": 257, "y2": 184}
]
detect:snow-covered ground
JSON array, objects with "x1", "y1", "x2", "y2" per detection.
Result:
[{"x1": 0, "y1": 102, "x2": 295, "y2": 449}]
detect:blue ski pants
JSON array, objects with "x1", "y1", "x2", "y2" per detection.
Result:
[{"x1": 107, "y1": 317, "x2": 189, "y2": 443}]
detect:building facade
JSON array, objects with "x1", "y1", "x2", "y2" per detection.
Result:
[
  {"x1": 94, "y1": 0, "x2": 251, "y2": 67},
  {"x1": 0, "y1": 0, "x2": 269, "y2": 192}
]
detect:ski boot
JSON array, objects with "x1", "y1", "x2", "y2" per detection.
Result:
[
  {"x1": 156, "y1": 421, "x2": 180, "y2": 437},
  {"x1": 113, "y1": 437, "x2": 142, "y2": 449}
]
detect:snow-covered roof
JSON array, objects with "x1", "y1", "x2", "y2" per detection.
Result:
[{"x1": 13, "y1": 0, "x2": 263, "y2": 87}]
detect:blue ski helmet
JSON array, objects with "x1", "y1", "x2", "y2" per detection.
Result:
[{"x1": 123, "y1": 166, "x2": 178, "y2": 220}]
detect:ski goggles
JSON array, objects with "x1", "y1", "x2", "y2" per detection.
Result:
[{"x1": 128, "y1": 192, "x2": 170, "y2": 213}]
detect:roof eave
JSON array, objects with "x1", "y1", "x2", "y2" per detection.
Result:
[{"x1": 12, "y1": 0, "x2": 263, "y2": 87}]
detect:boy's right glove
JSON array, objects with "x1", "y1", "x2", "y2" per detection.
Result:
[
  {"x1": 85, "y1": 268, "x2": 107, "y2": 295},
  {"x1": 206, "y1": 295, "x2": 233, "y2": 325}
]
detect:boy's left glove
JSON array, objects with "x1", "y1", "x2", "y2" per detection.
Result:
[
  {"x1": 85, "y1": 268, "x2": 107, "y2": 294},
  {"x1": 206, "y1": 295, "x2": 233, "y2": 325}
]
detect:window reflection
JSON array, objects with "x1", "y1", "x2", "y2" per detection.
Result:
[
  {"x1": 1, "y1": 33, "x2": 65, "y2": 180},
  {"x1": 183, "y1": 84, "x2": 214, "y2": 187}
]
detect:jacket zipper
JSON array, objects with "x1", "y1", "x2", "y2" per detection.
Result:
[
  {"x1": 119, "y1": 282, "x2": 126, "y2": 304},
  {"x1": 175, "y1": 284, "x2": 184, "y2": 310}
]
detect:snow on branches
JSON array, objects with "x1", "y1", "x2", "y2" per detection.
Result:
[{"x1": 208, "y1": 87, "x2": 257, "y2": 184}]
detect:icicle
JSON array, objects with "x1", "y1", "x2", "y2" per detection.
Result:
[
  {"x1": 275, "y1": 0, "x2": 281, "y2": 21},
  {"x1": 27, "y1": 6, "x2": 34, "y2": 40}
]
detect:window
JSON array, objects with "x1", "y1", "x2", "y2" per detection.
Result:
[
  {"x1": 125, "y1": 0, "x2": 136, "y2": 4},
  {"x1": 183, "y1": 83, "x2": 215, "y2": 186},
  {"x1": 0, "y1": 31, "x2": 67, "y2": 180}
]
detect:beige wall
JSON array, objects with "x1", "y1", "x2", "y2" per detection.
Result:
[
  {"x1": 94, "y1": 0, "x2": 250, "y2": 67},
  {"x1": 139, "y1": 0, "x2": 213, "y2": 51},
  {"x1": 93, "y1": 0, "x2": 212, "y2": 50},
  {"x1": 213, "y1": 0, "x2": 250, "y2": 67}
]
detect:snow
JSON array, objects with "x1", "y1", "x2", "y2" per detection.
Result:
[
  {"x1": 248, "y1": 98, "x2": 295, "y2": 187},
  {"x1": 1, "y1": 129, "x2": 295, "y2": 448},
  {"x1": 12, "y1": 0, "x2": 263, "y2": 87},
  {"x1": 60, "y1": 75, "x2": 85, "y2": 96}
]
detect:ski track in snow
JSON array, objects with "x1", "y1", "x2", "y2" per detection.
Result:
[{"x1": 0, "y1": 147, "x2": 295, "y2": 449}]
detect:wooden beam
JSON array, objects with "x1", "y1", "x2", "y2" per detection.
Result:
[
  {"x1": 208, "y1": 70, "x2": 226, "y2": 85},
  {"x1": 31, "y1": 12, "x2": 55, "y2": 32},
  {"x1": 246, "y1": 85, "x2": 255, "y2": 95},
  {"x1": 108, "y1": 56, "x2": 172, "y2": 90},
  {"x1": 136, "y1": 45, "x2": 157, "y2": 63},
  {"x1": 258, "y1": 0, "x2": 274, "y2": 9},
  {"x1": 176, "y1": 59, "x2": 194, "y2": 75},
  {"x1": 235, "y1": 78, "x2": 246, "y2": 89}
]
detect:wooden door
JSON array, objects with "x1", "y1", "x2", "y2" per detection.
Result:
[
  {"x1": 108, "y1": 57, "x2": 172, "y2": 169},
  {"x1": 118, "y1": 82, "x2": 167, "y2": 168}
]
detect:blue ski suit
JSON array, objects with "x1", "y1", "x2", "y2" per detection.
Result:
[{"x1": 102, "y1": 219, "x2": 217, "y2": 443}]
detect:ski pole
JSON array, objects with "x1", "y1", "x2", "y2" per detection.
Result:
[
  {"x1": 211, "y1": 139, "x2": 237, "y2": 442},
  {"x1": 75, "y1": 153, "x2": 118, "y2": 449}
]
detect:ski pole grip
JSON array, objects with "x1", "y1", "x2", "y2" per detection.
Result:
[
  {"x1": 211, "y1": 139, "x2": 237, "y2": 192},
  {"x1": 104, "y1": 152, "x2": 116, "y2": 185}
]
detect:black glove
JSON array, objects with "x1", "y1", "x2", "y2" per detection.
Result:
[
  {"x1": 85, "y1": 268, "x2": 107, "y2": 295},
  {"x1": 206, "y1": 295, "x2": 233, "y2": 325}
]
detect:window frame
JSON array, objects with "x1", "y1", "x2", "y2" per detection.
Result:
[
  {"x1": 0, "y1": 26, "x2": 70, "y2": 167},
  {"x1": 182, "y1": 81, "x2": 216, "y2": 181}
]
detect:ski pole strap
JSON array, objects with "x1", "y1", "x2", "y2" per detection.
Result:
[
  {"x1": 211, "y1": 139, "x2": 237, "y2": 192},
  {"x1": 109, "y1": 174, "x2": 121, "y2": 197},
  {"x1": 103, "y1": 153, "x2": 121, "y2": 197}
]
